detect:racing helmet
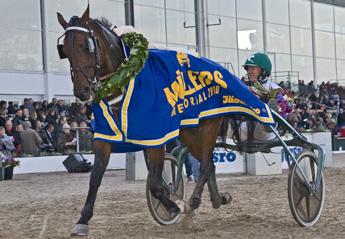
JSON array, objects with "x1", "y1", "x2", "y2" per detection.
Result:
[{"x1": 243, "y1": 52, "x2": 272, "y2": 78}]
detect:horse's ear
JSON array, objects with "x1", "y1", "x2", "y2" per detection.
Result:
[
  {"x1": 57, "y1": 12, "x2": 68, "y2": 29},
  {"x1": 80, "y1": 5, "x2": 90, "y2": 23}
]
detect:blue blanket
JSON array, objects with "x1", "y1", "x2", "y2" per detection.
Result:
[{"x1": 91, "y1": 49, "x2": 274, "y2": 152}]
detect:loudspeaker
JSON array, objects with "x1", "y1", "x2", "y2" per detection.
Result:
[{"x1": 63, "y1": 153, "x2": 92, "y2": 173}]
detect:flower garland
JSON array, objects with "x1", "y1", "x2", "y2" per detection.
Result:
[
  {"x1": 94, "y1": 32, "x2": 149, "y2": 102},
  {"x1": 253, "y1": 81, "x2": 293, "y2": 117}
]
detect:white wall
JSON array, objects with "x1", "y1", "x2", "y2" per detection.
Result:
[{"x1": 0, "y1": 71, "x2": 73, "y2": 101}]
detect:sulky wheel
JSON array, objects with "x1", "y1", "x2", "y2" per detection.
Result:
[
  {"x1": 146, "y1": 153, "x2": 184, "y2": 225},
  {"x1": 288, "y1": 150, "x2": 325, "y2": 227}
]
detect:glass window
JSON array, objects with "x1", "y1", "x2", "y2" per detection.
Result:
[
  {"x1": 291, "y1": 27, "x2": 312, "y2": 56},
  {"x1": 0, "y1": 29, "x2": 43, "y2": 71},
  {"x1": 166, "y1": 10, "x2": 195, "y2": 45},
  {"x1": 166, "y1": 0, "x2": 194, "y2": 12},
  {"x1": 167, "y1": 43, "x2": 197, "y2": 53},
  {"x1": 267, "y1": 23, "x2": 290, "y2": 54},
  {"x1": 134, "y1": 5, "x2": 166, "y2": 43},
  {"x1": 291, "y1": 55, "x2": 313, "y2": 83},
  {"x1": 336, "y1": 33, "x2": 345, "y2": 60},
  {"x1": 315, "y1": 31, "x2": 335, "y2": 58},
  {"x1": 209, "y1": 47, "x2": 238, "y2": 75},
  {"x1": 335, "y1": 6, "x2": 345, "y2": 33},
  {"x1": 289, "y1": 0, "x2": 311, "y2": 28},
  {"x1": 0, "y1": 0, "x2": 41, "y2": 30},
  {"x1": 268, "y1": 53, "x2": 291, "y2": 74},
  {"x1": 237, "y1": 0, "x2": 262, "y2": 21},
  {"x1": 314, "y1": 2, "x2": 334, "y2": 32},
  {"x1": 237, "y1": 19, "x2": 263, "y2": 51},
  {"x1": 90, "y1": 1, "x2": 125, "y2": 27},
  {"x1": 134, "y1": 0, "x2": 163, "y2": 8},
  {"x1": 46, "y1": 0, "x2": 87, "y2": 32},
  {"x1": 47, "y1": 32, "x2": 69, "y2": 72},
  {"x1": 316, "y1": 58, "x2": 336, "y2": 84},
  {"x1": 207, "y1": 0, "x2": 235, "y2": 17},
  {"x1": 336, "y1": 60, "x2": 345, "y2": 80},
  {"x1": 265, "y1": 0, "x2": 289, "y2": 25},
  {"x1": 209, "y1": 16, "x2": 237, "y2": 48}
]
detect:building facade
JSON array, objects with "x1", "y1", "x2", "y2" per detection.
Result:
[{"x1": 0, "y1": 0, "x2": 345, "y2": 101}]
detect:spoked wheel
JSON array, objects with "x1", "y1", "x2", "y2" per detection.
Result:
[
  {"x1": 146, "y1": 153, "x2": 184, "y2": 225},
  {"x1": 288, "y1": 150, "x2": 325, "y2": 226}
]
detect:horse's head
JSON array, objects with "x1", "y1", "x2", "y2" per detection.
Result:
[{"x1": 57, "y1": 6, "x2": 125, "y2": 101}]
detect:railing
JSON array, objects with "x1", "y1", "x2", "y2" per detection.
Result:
[{"x1": 72, "y1": 126, "x2": 91, "y2": 153}]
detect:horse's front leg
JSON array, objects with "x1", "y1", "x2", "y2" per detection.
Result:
[
  {"x1": 72, "y1": 140, "x2": 112, "y2": 236},
  {"x1": 146, "y1": 147, "x2": 180, "y2": 214}
]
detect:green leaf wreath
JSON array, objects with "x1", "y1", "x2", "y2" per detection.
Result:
[{"x1": 94, "y1": 32, "x2": 149, "y2": 102}]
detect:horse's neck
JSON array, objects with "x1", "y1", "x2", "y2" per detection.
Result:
[{"x1": 94, "y1": 21, "x2": 125, "y2": 77}]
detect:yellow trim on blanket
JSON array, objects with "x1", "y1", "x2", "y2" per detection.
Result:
[
  {"x1": 125, "y1": 129, "x2": 180, "y2": 146},
  {"x1": 180, "y1": 105, "x2": 274, "y2": 126},
  {"x1": 180, "y1": 118, "x2": 199, "y2": 125},
  {"x1": 99, "y1": 100, "x2": 123, "y2": 141},
  {"x1": 121, "y1": 78, "x2": 136, "y2": 137},
  {"x1": 94, "y1": 132, "x2": 121, "y2": 141}
]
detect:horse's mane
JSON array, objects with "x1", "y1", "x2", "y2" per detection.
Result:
[{"x1": 68, "y1": 15, "x2": 114, "y2": 31}]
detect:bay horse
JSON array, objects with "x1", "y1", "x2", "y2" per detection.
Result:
[{"x1": 57, "y1": 7, "x2": 231, "y2": 236}]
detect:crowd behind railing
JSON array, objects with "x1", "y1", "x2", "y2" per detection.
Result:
[
  {"x1": 0, "y1": 80, "x2": 345, "y2": 159},
  {"x1": 0, "y1": 98, "x2": 93, "y2": 158},
  {"x1": 277, "y1": 80, "x2": 345, "y2": 134}
]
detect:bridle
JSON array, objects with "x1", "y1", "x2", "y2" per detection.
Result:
[{"x1": 57, "y1": 18, "x2": 128, "y2": 93}]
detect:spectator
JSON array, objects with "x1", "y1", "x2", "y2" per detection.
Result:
[
  {"x1": 7, "y1": 101, "x2": 16, "y2": 115},
  {"x1": 37, "y1": 121, "x2": 55, "y2": 153},
  {"x1": 185, "y1": 153, "x2": 200, "y2": 182},
  {"x1": 75, "y1": 106, "x2": 89, "y2": 124},
  {"x1": 29, "y1": 111, "x2": 38, "y2": 129},
  {"x1": 23, "y1": 98, "x2": 35, "y2": 114},
  {"x1": 337, "y1": 109, "x2": 345, "y2": 128},
  {"x1": 57, "y1": 99, "x2": 69, "y2": 116},
  {"x1": 20, "y1": 121, "x2": 42, "y2": 156},
  {"x1": 56, "y1": 115, "x2": 68, "y2": 136},
  {"x1": 0, "y1": 126, "x2": 15, "y2": 158},
  {"x1": 43, "y1": 124, "x2": 56, "y2": 149},
  {"x1": 0, "y1": 110, "x2": 6, "y2": 127},
  {"x1": 48, "y1": 98, "x2": 59, "y2": 116},
  {"x1": 78, "y1": 121, "x2": 93, "y2": 152},
  {"x1": 41, "y1": 100, "x2": 49, "y2": 112},
  {"x1": 22, "y1": 108, "x2": 31, "y2": 123},
  {"x1": 69, "y1": 98, "x2": 82, "y2": 117},
  {"x1": 57, "y1": 123, "x2": 76, "y2": 154},
  {"x1": 12, "y1": 123, "x2": 24, "y2": 156},
  {"x1": 0, "y1": 101, "x2": 7, "y2": 112},
  {"x1": 45, "y1": 108, "x2": 58, "y2": 129},
  {"x1": 12, "y1": 109, "x2": 24, "y2": 128},
  {"x1": 37, "y1": 109, "x2": 46, "y2": 124}
]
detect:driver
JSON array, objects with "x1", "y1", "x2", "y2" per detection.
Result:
[{"x1": 228, "y1": 53, "x2": 282, "y2": 143}]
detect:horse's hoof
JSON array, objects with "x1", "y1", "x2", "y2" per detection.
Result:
[
  {"x1": 169, "y1": 202, "x2": 181, "y2": 215},
  {"x1": 220, "y1": 192, "x2": 233, "y2": 205},
  {"x1": 189, "y1": 197, "x2": 201, "y2": 210},
  {"x1": 211, "y1": 197, "x2": 222, "y2": 209},
  {"x1": 71, "y1": 224, "x2": 89, "y2": 236}
]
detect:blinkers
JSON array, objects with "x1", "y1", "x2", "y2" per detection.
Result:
[{"x1": 57, "y1": 26, "x2": 96, "y2": 59}]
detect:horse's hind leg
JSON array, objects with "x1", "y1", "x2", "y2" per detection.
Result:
[
  {"x1": 146, "y1": 147, "x2": 180, "y2": 214},
  {"x1": 207, "y1": 165, "x2": 233, "y2": 208},
  {"x1": 72, "y1": 140, "x2": 111, "y2": 236},
  {"x1": 180, "y1": 117, "x2": 230, "y2": 210}
]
